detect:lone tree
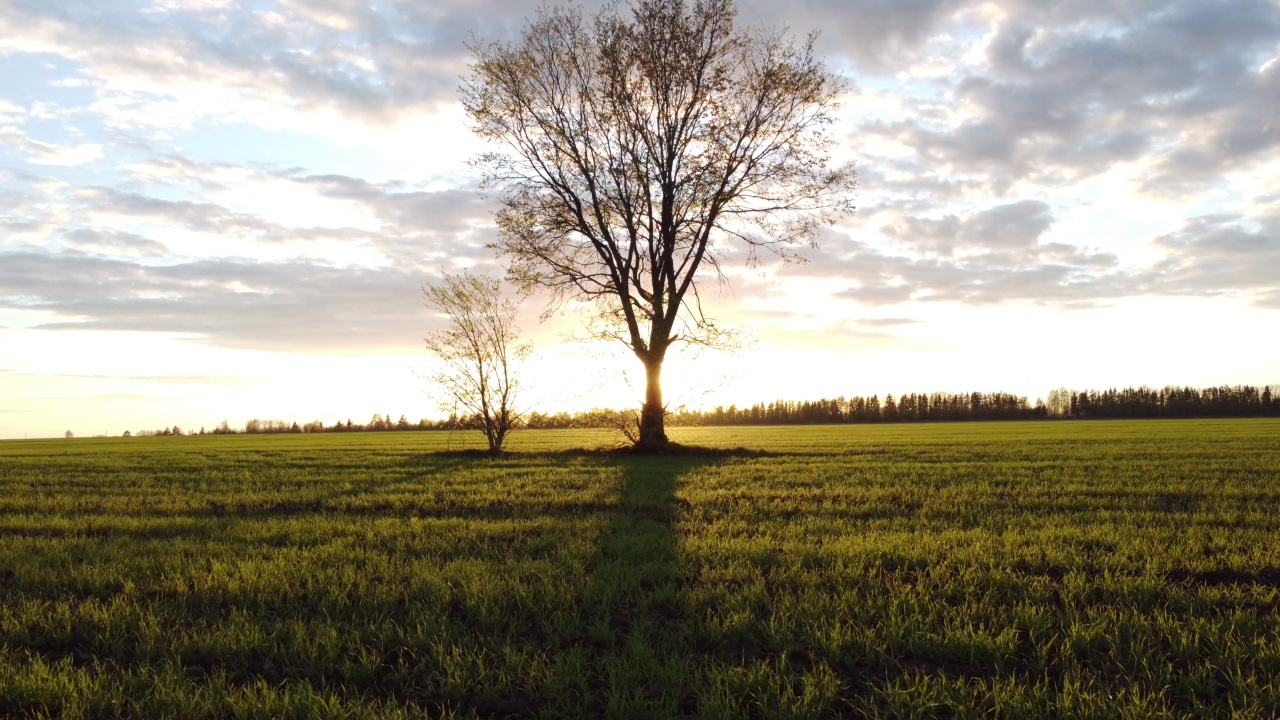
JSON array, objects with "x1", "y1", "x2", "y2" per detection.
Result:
[
  {"x1": 423, "y1": 270, "x2": 528, "y2": 454},
  {"x1": 464, "y1": 0, "x2": 856, "y2": 448}
]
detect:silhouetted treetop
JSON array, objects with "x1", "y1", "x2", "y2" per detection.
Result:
[{"x1": 463, "y1": 0, "x2": 856, "y2": 447}]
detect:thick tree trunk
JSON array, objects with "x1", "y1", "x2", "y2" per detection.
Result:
[{"x1": 637, "y1": 357, "x2": 668, "y2": 449}]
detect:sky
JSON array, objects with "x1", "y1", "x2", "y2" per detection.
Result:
[{"x1": 1, "y1": 0, "x2": 1278, "y2": 439}]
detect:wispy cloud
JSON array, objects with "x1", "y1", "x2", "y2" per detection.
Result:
[
  {"x1": 0, "y1": 0, "x2": 1276, "y2": 355},
  {"x1": 9, "y1": 370, "x2": 259, "y2": 385},
  {"x1": 0, "y1": 128, "x2": 103, "y2": 167}
]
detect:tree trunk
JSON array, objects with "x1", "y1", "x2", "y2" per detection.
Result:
[{"x1": 637, "y1": 356, "x2": 668, "y2": 449}]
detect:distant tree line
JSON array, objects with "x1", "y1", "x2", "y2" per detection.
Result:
[
  {"x1": 128, "y1": 385, "x2": 1278, "y2": 437},
  {"x1": 1065, "y1": 385, "x2": 1278, "y2": 419},
  {"x1": 690, "y1": 391, "x2": 1043, "y2": 425},
  {"x1": 235, "y1": 414, "x2": 453, "y2": 435},
  {"x1": 676, "y1": 385, "x2": 1279, "y2": 426},
  {"x1": 129, "y1": 414, "x2": 453, "y2": 437}
]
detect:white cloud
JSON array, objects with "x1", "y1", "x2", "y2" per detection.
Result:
[
  {"x1": 0, "y1": 0, "x2": 1277, "y2": 434},
  {"x1": 28, "y1": 141, "x2": 105, "y2": 167},
  {"x1": 0, "y1": 100, "x2": 25, "y2": 125},
  {"x1": 0, "y1": 127, "x2": 104, "y2": 166}
]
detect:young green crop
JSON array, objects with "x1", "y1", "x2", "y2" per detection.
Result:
[{"x1": 0, "y1": 419, "x2": 1277, "y2": 718}]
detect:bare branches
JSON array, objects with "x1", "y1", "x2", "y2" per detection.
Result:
[
  {"x1": 422, "y1": 271, "x2": 529, "y2": 453},
  {"x1": 463, "y1": 0, "x2": 856, "y2": 446},
  {"x1": 465, "y1": 0, "x2": 853, "y2": 351}
]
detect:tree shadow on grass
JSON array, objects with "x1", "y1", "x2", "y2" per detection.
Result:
[
  {"x1": 0, "y1": 445, "x2": 753, "y2": 719},
  {"x1": 403, "y1": 446, "x2": 762, "y2": 718},
  {"x1": 569, "y1": 452, "x2": 734, "y2": 719}
]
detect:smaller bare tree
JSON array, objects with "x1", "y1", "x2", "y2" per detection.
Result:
[{"x1": 423, "y1": 271, "x2": 529, "y2": 453}]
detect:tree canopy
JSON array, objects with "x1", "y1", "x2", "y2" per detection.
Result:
[
  {"x1": 463, "y1": 0, "x2": 856, "y2": 447},
  {"x1": 422, "y1": 271, "x2": 528, "y2": 453}
]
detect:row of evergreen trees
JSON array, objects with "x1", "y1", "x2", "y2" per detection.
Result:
[
  {"x1": 695, "y1": 391, "x2": 1042, "y2": 425},
  {"x1": 1068, "y1": 385, "x2": 1277, "y2": 419},
  {"x1": 141, "y1": 384, "x2": 1279, "y2": 437},
  {"x1": 236, "y1": 414, "x2": 452, "y2": 434},
  {"x1": 529, "y1": 385, "x2": 1280, "y2": 427},
  {"x1": 133, "y1": 414, "x2": 454, "y2": 437},
  {"x1": 474, "y1": 385, "x2": 1280, "y2": 429}
]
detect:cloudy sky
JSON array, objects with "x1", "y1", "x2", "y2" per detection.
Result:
[{"x1": 2, "y1": 0, "x2": 1278, "y2": 438}]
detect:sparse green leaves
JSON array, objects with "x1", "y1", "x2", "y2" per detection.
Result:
[{"x1": 423, "y1": 271, "x2": 529, "y2": 452}]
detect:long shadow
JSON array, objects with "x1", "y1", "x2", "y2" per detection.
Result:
[
  {"x1": 574, "y1": 452, "x2": 725, "y2": 719},
  {"x1": 0, "y1": 446, "x2": 744, "y2": 718}
]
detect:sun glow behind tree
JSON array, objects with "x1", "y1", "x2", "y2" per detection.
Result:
[{"x1": 463, "y1": 0, "x2": 857, "y2": 447}]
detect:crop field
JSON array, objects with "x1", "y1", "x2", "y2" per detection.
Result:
[{"x1": 1, "y1": 419, "x2": 1279, "y2": 719}]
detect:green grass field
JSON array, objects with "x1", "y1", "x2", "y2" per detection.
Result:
[{"x1": 1, "y1": 419, "x2": 1279, "y2": 718}]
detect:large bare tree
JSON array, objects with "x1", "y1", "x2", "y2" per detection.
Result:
[{"x1": 463, "y1": 0, "x2": 856, "y2": 448}]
